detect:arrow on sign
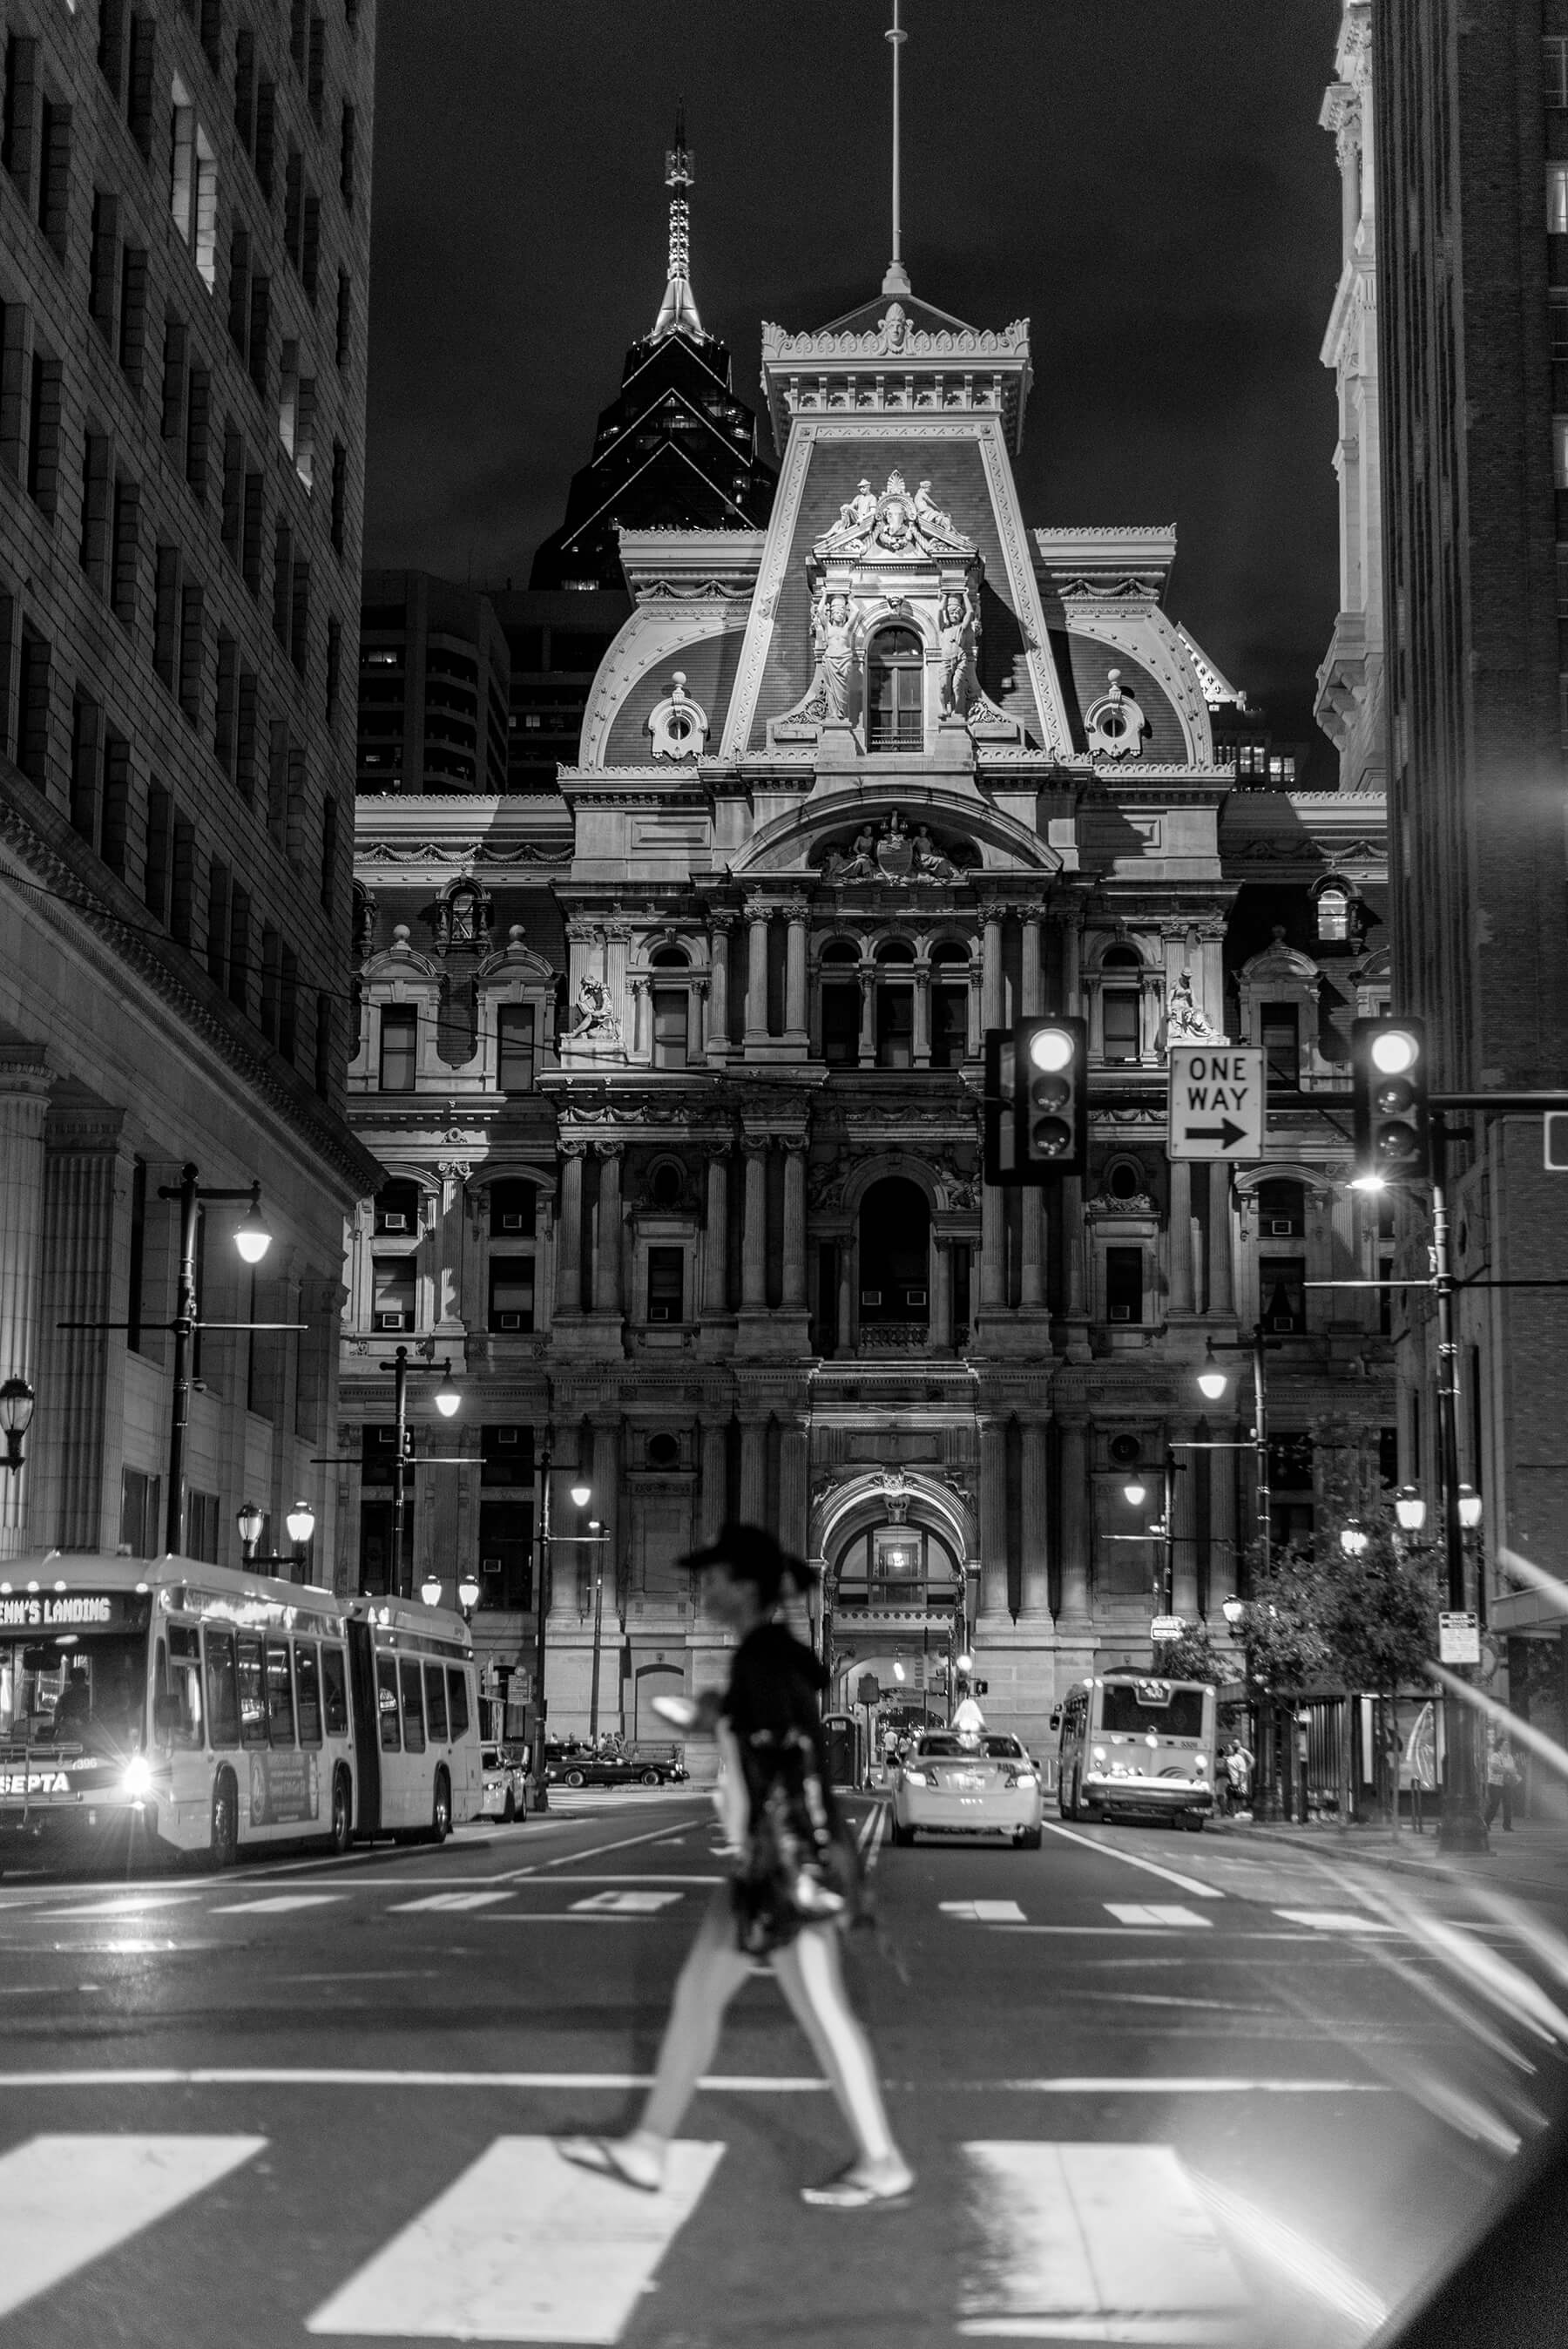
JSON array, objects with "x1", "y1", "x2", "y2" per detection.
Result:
[{"x1": 1185, "y1": 1120, "x2": 1248, "y2": 1149}]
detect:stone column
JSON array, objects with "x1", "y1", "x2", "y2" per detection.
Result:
[
  {"x1": 1063, "y1": 1176, "x2": 1087, "y2": 1316},
  {"x1": 591, "y1": 1418, "x2": 621, "y2": 1651},
  {"x1": 981, "y1": 905, "x2": 1004, "y2": 1031},
  {"x1": 740, "y1": 1136, "x2": 768, "y2": 1310},
  {"x1": 1209, "y1": 1420, "x2": 1239, "y2": 1605},
  {"x1": 629, "y1": 977, "x2": 651, "y2": 1063},
  {"x1": 980, "y1": 1177, "x2": 1006, "y2": 1310},
  {"x1": 739, "y1": 1415, "x2": 767, "y2": 1521},
  {"x1": 966, "y1": 961, "x2": 983, "y2": 1059},
  {"x1": 1208, "y1": 1167, "x2": 1236, "y2": 1318},
  {"x1": 592, "y1": 1144, "x2": 623, "y2": 1317},
  {"x1": 912, "y1": 970, "x2": 931, "y2": 1067},
  {"x1": 703, "y1": 1144, "x2": 729, "y2": 1314},
  {"x1": 783, "y1": 900, "x2": 808, "y2": 1043},
  {"x1": 699, "y1": 1419, "x2": 728, "y2": 1545},
  {"x1": 1167, "y1": 1156, "x2": 1194, "y2": 1316},
  {"x1": 1020, "y1": 913, "x2": 1044, "y2": 1016},
  {"x1": 745, "y1": 906, "x2": 770, "y2": 1046},
  {"x1": 706, "y1": 918, "x2": 732, "y2": 1062},
  {"x1": 977, "y1": 1415, "x2": 1010, "y2": 1617},
  {"x1": 555, "y1": 1143, "x2": 585, "y2": 1317},
  {"x1": 836, "y1": 1241, "x2": 854, "y2": 1352},
  {"x1": 857, "y1": 970, "x2": 875, "y2": 1065},
  {"x1": 0, "y1": 1051, "x2": 51, "y2": 1559},
  {"x1": 1019, "y1": 1190, "x2": 1046, "y2": 1310},
  {"x1": 930, "y1": 1236, "x2": 952, "y2": 1350},
  {"x1": 781, "y1": 1138, "x2": 808, "y2": 1310},
  {"x1": 1019, "y1": 1418, "x2": 1051, "y2": 1614},
  {"x1": 1169, "y1": 1418, "x2": 1200, "y2": 1618},
  {"x1": 549, "y1": 1445, "x2": 588, "y2": 1622},
  {"x1": 1057, "y1": 1416, "x2": 1091, "y2": 1621},
  {"x1": 779, "y1": 1418, "x2": 808, "y2": 1558},
  {"x1": 37, "y1": 1106, "x2": 127, "y2": 1554},
  {"x1": 692, "y1": 973, "x2": 710, "y2": 1061}
]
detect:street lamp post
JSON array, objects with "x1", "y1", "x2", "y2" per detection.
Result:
[
  {"x1": 528, "y1": 1452, "x2": 592, "y2": 1814},
  {"x1": 586, "y1": 1523, "x2": 607, "y2": 1739},
  {"x1": 382, "y1": 1345, "x2": 460, "y2": 1601},
  {"x1": 0, "y1": 1377, "x2": 36, "y2": 1473},
  {"x1": 161, "y1": 1163, "x2": 273, "y2": 1556},
  {"x1": 235, "y1": 1499, "x2": 317, "y2": 1577}
]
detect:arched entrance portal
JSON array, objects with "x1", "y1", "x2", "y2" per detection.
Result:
[
  {"x1": 827, "y1": 1510, "x2": 964, "y2": 1729},
  {"x1": 857, "y1": 1176, "x2": 930, "y2": 1338}
]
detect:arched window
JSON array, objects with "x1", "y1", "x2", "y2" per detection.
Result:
[
  {"x1": 858, "y1": 1176, "x2": 931, "y2": 1334},
  {"x1": 1100, "y1": 945, "x2": 1142, "y2": 1065},
  {"x1": 1257, "y1": 1178, "x2": 1307, "y2": 1335},
  {"x1": 875, "y1": 940, "x2": 915, "y2": 1066},
  {"x1": 930, "y1": 939, "x2": 970, "y2": 1069},
  {"x1": 821, "y1": 941, "x2": 862, "y2": 1066},
  {"x1": 489, "y1": 1179, "x2": 537, "y2": 1237},
  {"x1": 866, "y1": 626, "x2": 924, "y2": 752},
  {"x1": 650, "y1": 944, "x2": 689, "y2": 969},
  {"x1": 1315, "y1": 884, "x2": 1351, "y2": 943},
  {"x1": 375, "y1": 1179, "x2": 420, "y2": 1236}
]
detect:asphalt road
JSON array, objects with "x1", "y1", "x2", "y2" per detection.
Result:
[{"x1": 0, "y1": 1791, "x2": 1564, "y2": 2349}]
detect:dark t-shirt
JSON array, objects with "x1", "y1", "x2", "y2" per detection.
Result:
[{"x1": 723, "y1": 1621, "x2": 836, "y2": 1827}]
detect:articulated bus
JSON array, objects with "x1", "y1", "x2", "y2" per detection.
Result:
[
  {"x1": 0, "y1": 1553, "x2": 482, "y2": 1871},
  {"x1": 1056, "y1": 1671, "x2": 1216, "y2": 1831}
]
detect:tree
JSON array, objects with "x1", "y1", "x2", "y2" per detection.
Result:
[{"x1": 1154, "y1": 1623, "x2": 1241, "y2": 1688}]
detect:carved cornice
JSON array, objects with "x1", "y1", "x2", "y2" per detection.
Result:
[{"x1": 358, "y1": 838, "x2": 571, "y2": 868}]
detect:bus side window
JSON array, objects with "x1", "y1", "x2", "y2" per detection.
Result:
[
  {"x1": 205, "y1": 1628, "x2": 240, "y2": 1750},
  {"x1": 321, "y1": 1645, "x2": 349, "y2": 1739},
  {"x1": 424, "y1": 1662, "x2": 449, "y2": 1744},
  {"x1": 400, "y1": 1656, "x2": 426, "y2": 1754},
  {"x1": 237, "y1": 1633, "x2": 267, "y2": 1747},
  {"x1": 446, "y1": 1666, "x2": 470, "y2": 1742},
  {"x1": 375, "y1": 1655, "x2": 401, "y2": 1751},
  {"x1": 294, "y1": 1642, "x2": 322, "y2": 1746},
  {"x1": 265, "y1": 1640, "x2": 295, "y2": 1747},
  {"x1": 165, "y1": 1624, "x2": 204, "y2": 1747}
]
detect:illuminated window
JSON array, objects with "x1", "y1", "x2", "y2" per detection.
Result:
[
  {"x1": 1548, "y1": 39, "x2": 1568, "y2": 111},
  {"x1": 1315, "y1": 885, "x2": 1351, "y2": 942},
  {"x1": 1549, "y1": 166, "x2": 1568, "y2": 234},
  {"x1": 1554, "y1": 416, "x2": 1568, "y2": 490}
]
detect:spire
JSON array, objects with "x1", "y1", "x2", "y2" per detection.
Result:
[
  {"x1": 652, "y1": 102, "x2": 706, "y2": 342},
  {"x1": 882, "y1": 0, "x2": 911, "y2": 297}
]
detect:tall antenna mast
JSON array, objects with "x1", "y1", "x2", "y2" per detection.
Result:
[
  {"x1": 652, "y1": 100, "x2": 705, "y2": 340},
  {"x1": 882, "y1": 0, "x2": 910, "y2": 297}
]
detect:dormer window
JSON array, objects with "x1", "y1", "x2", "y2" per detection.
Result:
[
  {"x1": 1315, "y1": 883, "x2": 1352, "y2": 944},
  {"x1": 866, "y1": 627, "x2": 923, "y2": 752}
]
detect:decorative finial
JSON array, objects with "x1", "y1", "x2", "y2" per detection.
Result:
[
  {"x1": 882, "y1": 0, "x2": 911, "y2": 297},
  {"x1": 652, "y1": 103, "x2": 705, "y2": 340}
]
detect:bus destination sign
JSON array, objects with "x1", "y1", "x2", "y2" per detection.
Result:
[{"x1": 0, "y1": 1591, "x2": 145, "y2": 1631}]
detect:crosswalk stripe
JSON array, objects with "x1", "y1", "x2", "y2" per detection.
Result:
[
  {"x1": 26, "y1": 1894, "x2": 202, "y2": 1920},
  {"x1": 304, "y1": 2136, "x2": 723, "y2": 2341},
  {"x1": 0, "y1": 2133, "x2": 265, "y2": 2319},
  {"x1": 212, "y1": 1894, "x2": 347, "y2": 1914},
  {"x1": 1273, "y1": 1910, "x2": 1397, "y2": 1934},
  {"x1": 387, "y1": 1892, "x2": 515, "y2": 1912},
  {"x1": 1105, "y1": 1904, "x2": 1213, "y2": 1929},
  {"x1": 956, "y1": 2143, "x2": 1248, "y2": 2340},
  {"x1": 941, "y1": 1899, "x2": 1028, "y2": 1923},
  {"x1": 568, "y1": 1890, "x2": 684, "y2": 1914}
]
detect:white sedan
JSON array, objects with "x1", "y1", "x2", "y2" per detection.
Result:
[
  {"x1": 479, "y1": 1744, "x2": 528, "y2": 1823},
  {"x1": 888, "y1": 1731, "x2": 1044, "y2": 1849}
]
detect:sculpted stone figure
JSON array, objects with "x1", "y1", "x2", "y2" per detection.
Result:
[
  {"x1": 566, "y1": 971, "x2": 622, "y2": 1045},
  {"x1": 910, "y1": 826, "x2": 958, "y2": 881},
  {"x1": 811, "y1": 590, "x2": 855, "y2": 720},
  {"x1": 937, "y1": 589, "x2": 977, "y2": 717},
  {"x1": 914, "y1": 480, "x2": 956, "y2": 538},
  {"x1": 1165, "y1": 969, "x2": 1221, "y2": 1045}
]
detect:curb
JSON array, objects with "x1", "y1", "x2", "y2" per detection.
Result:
[{"x1": 1212, "y1": 1819, "x2": 1568, "y2": 1886}]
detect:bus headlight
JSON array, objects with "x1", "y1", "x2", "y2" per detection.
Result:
[
  {"x1": 122, "y1": 1755, "x2": 152, "y2": 1799},
  {"x1": 1195, "y1": 1755, "x2": 1210, "y2": 1779},
  {"x1": 1091, "y1": 1746, "x2": 1107, "y2": 1767}
]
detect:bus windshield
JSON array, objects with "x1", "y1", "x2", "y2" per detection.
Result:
[
  {"x1": 1098, "y1": 1683, "x2": 1206, "y2": 1738},
  {"x1": 0, "y1": 1632, "x2": 148, "y2": 1752}
]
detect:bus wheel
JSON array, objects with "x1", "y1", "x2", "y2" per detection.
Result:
[
  {"x1": 429, "y1": 1769, "x2": 451, "y2": 1845},
  {"x1": 503, "y1": 1789, "x2": 516, "y2": 1824},
  {"x1": 210, "y1": 1771, "x2": 239, "y2": 1871},
  {"x1": 329, "y1": 1769, "x2": 353, "y2": 1856}
]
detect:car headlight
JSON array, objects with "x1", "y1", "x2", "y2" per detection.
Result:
[
  {"x1": 902, "y1": 1768, "x2": 929, "y2": 1786},
  {"x1": 122, "y1": 1755, "x2": 152, "y2": 1798}
]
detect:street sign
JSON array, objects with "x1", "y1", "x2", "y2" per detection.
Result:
[
  {"x1": 1150, "y1": 1615, "x2": 1184, "y2": 1642},
  {"x1": 1167, "y1": 1046, "x2": 1266, "y2": 1162},
  {"x1": 1438, "y1": 1610, "x2": 1480, "y2": 1664},
  {"x1": 1546, "y1": 1111, "x2": 1568, "y2": 1171}
]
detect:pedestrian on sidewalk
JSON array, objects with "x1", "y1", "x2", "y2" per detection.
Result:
[
  {"x1": 1484, "y1": 1731, "x2": 1519, "y2": 1831},
  {"x1": 1223, "y1": 1737, "x2": 1254, "y2": 1818},
  {"x1": 558, "y1": 1520, "x2": 915, "y2": 2212}
]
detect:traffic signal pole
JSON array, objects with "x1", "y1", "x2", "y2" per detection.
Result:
[{"x1": 1430, "y1": 1111, "x2": 1489, "y2": 1854}]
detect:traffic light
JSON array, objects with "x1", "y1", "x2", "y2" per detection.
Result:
[
  {"x1": 984, "y1": 1018, "x2": 1087, "y2": 1186},
  {"x1": 1351, "y1": 1016, "x2": 1429, "y2": 1185}
]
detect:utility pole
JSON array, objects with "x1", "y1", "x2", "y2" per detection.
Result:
[{"x1": 1431, "y1": 1112, "x2": 1489, "y2": 1853}]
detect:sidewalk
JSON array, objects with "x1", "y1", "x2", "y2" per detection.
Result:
[{"x1": 1208, "y1": 1809, "x2": 1568, "y2": 1895}]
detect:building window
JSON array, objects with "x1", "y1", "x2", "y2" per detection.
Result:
[
  {"x1": 1315, "y1": 884, "x2": 1351, "y2": 942},
  {"x1": 489, "y1": 1180, "x2": 535, "y2": 1238},
  {"x1": 379, "y1": 1006, "x2": 416, "y2": 1091},
  {"x1": 372, "y1": 1256, "x2": 415, "y2": 1333},
  {"x1": 488, "y1": 1257, "x2": 535, "y2": 1333},
  {"x1": 1551, "y1": 166, "x2": 1568, "y2": 236},
  {"x1": 481, "y1": 1424, "x2": 534, "y2": 1486},
  {"x1": 375, "y1": 1180, "x2": 420, "y2": 1237},
  {"x1": 1552, "y1": 294, "x2": 1568, "y2": 360},
  {"x1": 1103, "y1": 989, "x2": 1140, "y2": 1063},
  {"x1": 866, "y1": 626, "x2": 923, "y2": 752},
  {"x1": 652, "y1": 988, "x2": 688, "y2": 1069},
  {"x1": 875, "y1": 983, "x2": 914, "y2": 1067},
  {"x1": 1260, "y1": 1257, "x2": 1307, "y2": 1334},
  {"x1": 1260, "y1": 1003, "x2": 1301, "y2": 1088},
  {"x1": 1256, "y1": 1178, "x2": 1306, "y2": 1242},
  {"x1": 476, "y1": 1499, "x2": 532, "y2": 1611},
  {"x1": 1555, "y1": 416, "x2": 1568, "y2": 491},
  {"x1": 646, "y1": 1246, "x2": 685, "y2": 1323},
  {"x1": 1105, "y1": 1245, "x2": 1143, "y2": 1323},
  {"x1": 497, "y1": 1003, "x2": 535, "y2": 1091},
  {"x1": 1549, "y1": 37, "x2": 1568, "y2": 108}
]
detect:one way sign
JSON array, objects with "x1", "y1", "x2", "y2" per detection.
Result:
[{"x1": 1168, "y1": 1045, "x2": 1266, "y2": 1162}]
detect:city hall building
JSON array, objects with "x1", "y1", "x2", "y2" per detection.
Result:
[{"x1": 343, "y1": 194, "x2": 1396, "y2": 1754}]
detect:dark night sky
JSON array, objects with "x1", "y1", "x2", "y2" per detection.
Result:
[{"x1": 365, "y1": 1, "x2": 1345, "y2": 773}]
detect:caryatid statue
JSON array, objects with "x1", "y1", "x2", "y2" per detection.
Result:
[
  {"x1": 810, "y1": 589, "x2": 856, "y2": 720},
  {"x1": 937, "y1": 587, "x2": 978, "y2": 717}
]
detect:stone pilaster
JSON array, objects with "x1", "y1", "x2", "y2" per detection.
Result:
[
  {"x1": 592, "y1": 1143, "x2": 623, "y2": 1317},
  {"x1": 740, "y1": 1136, "x2": 768, "y2": 1310},
  {"x1": 37, "y1": 1103, "x2": 128, "y2": 1553},
  {"x1": 1057, "y1": 1414, "x2": 1091, "y2": 1623},
  {"x1": 702, "y1": 1144, "x2": 729, "y2": 1315},
  {"x1": 977, "y1": 1414, "x2": 1009, "y2": 1620},
  {"x1": 1168, "y1": 1157, "x2": 1194, "y2": 1316},
  {"x1": 781, "y1": 1138, "x2": 808, "y2": 1310},
  {"x1": 1018, "y1": 1417, "x2": 1051, "y2": 1615},
  {"x1": 555, "y1": 1144, "x2": 585, "y2": 1318}
]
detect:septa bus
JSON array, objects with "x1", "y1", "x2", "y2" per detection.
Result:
[
  {"x1": 1055, "y1": 1671, "x2": 1216, "y2": 1830},
  {"x1": 0, "y1": 1553, "x2": 482, "y2": 1869}
]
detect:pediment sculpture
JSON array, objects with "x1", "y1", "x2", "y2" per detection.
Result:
[
  {"x1": 1164, "y1": 970, "x2": 1227, "y2": 1046},
  {"x1": 815, "y1": 813, "x2": 976, "y2": 885},
  {"x1": 814, "y1": 469, "x2": 977, "y2": 562},
  {"x1": 563, "y1": 972, "x2": 623, "y2": 1047}
]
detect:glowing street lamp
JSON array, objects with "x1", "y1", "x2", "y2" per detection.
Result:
[
  {"x1": 1339, "y1": 1520, "x2": 1369, "y2": 1558},
  {"x1": 285, "y1": 1499, "x2": 316, "y2": 1547},
  {"x1": 1122, "y1": 1479, "x2": 1147, "y2": 1509},
  {"x1": 1457, "y1": 1483, "x2": 1484, "y2": 1532},
  {"x1": 1195, "y1": 1344, "x2": 1230, "y2": 1405},
  {"x1": 1394, "y1": 1486, "x2": 1427, "y2": 1535},
  {"x1": 420, "y1": 1574, "x2": 443, "y2": 1608}
]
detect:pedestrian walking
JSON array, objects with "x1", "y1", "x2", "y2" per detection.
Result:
[
  {"x1": 1223, "y1": 1736, "x2": 1254, "y2": 1817},
  {"x1": 1484, "y1": 1732, "x2": 1519, "y2": 1831},
  {"x1": 558, "y1": 1521, "x2": 915, "y2": 2210}
]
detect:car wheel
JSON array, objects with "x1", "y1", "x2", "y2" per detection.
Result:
[
  {"x1": 329, "y1": 1767, "x2": 353, "y2": 1856},
  {"x1": 1181, "y1": 1814, "x2": 1206, "y2": 1833},
  {"x1": 429, "y1": 1768, "x2": 451, "y2": 1845},
  {"x1": 1016, "y1": 1826, "x2": 1043, "y2": 1851},
  {"x1": 564, "y1": 1768, "x2": 585, "y2": 1789},
  {"x1": 209, "y1": 1770, "x2": 239, "y2": 1870},
  {"x1": 640, "y1": 1769, "x2": 661, "y2": 1787},
  {"x1": 503, "y1": 1788, "x2": 515, "y2": 1824}
]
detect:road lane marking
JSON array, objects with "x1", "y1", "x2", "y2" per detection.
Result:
[
  {"x1": 24, "y1": 1893, "x2": 204, "y2": 1919},
  {"x1": 941, "y1": 1900, "x2": 1028, "y2": 1923},
  {"x1": 957, "y1": 2143, "x2": 1248, "y2": 2341},
  {"x1": 387, "y1": 1892, "x2": 515, "y2": 1912},
  {"x1": 0, "y1": 2133, "x2": 266, "y2": 2319},
  {"x1": 211, "y1": 1894, "x2": 348, "y2": 1914},
  {"x1": 305, "y1": 2138, "x2": 723, "y2": 2341},
  {"x1": 1105, "y1": 1905, "x2": 1213, "y2": 1929},
  {"x1": 568, "y1": 1890, "x2": 684, "y2": 1914},
  {"x1": 1039, "y1": 1822, "x2": 1223, "y2": 1898},
  {"x1": 497, "y1": 1818, "x2": 714, "y2": 1883},
  {"x1": 0, "y1": 2068, "x2": 1391, "y2": 2095},
  {"x1": 1273, "y1": 1910, "x2": 1399, "y2": 1934}
]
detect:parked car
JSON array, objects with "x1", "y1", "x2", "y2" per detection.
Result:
[
  {"x1": 544, "y1": 1739, "x2": 687, "y2": 1789},
  {"x1": 479, "y1": 1743, "x2": 529, "y2": 1822}
]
